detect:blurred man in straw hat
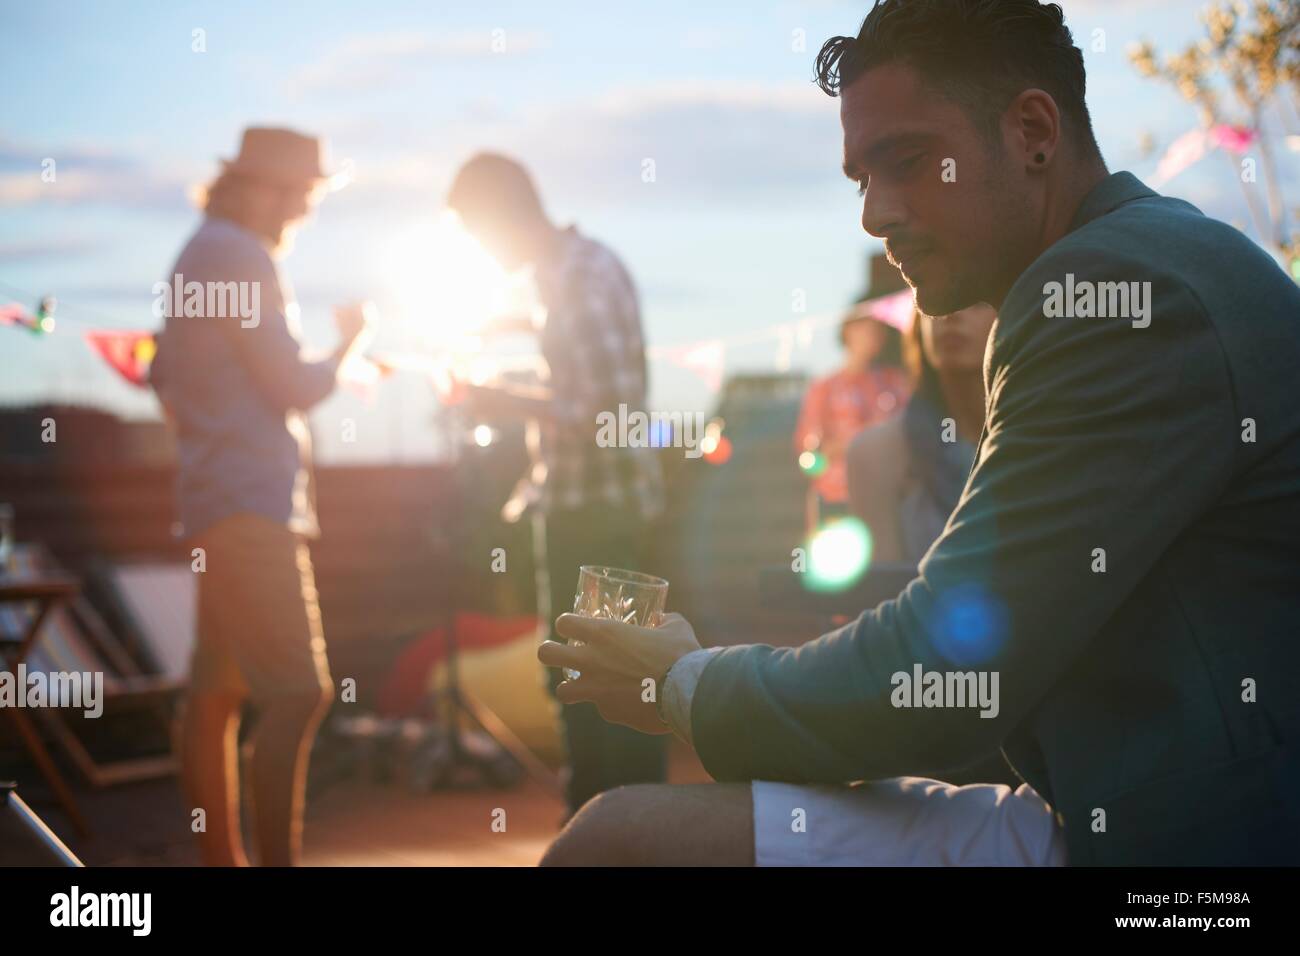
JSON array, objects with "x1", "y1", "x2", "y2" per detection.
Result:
[{"x1": 151, "y1": 127, "x2": 373, "y2": 866}]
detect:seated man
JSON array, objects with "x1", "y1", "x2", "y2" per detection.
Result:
[{"x1": 537, "y1": 0, "x2": 1300, "y2": 866}]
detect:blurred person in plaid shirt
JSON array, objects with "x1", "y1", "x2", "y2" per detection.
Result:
[{"x1": 447, "y1": 153, "x2": 667, "y2": 818}]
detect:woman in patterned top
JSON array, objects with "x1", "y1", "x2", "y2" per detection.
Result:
[
  {"x1": 794, "y1": 304, "x2": 909, "y2": 532},
  {"x1": 847, "y1": 303, "x2": 995, "y2": 565}
]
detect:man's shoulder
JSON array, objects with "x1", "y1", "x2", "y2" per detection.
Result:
[
  {"x1": 561, "y1": 231, "x2": 631, "y2": 289},
  {"x1": 1006, "y1": 188, "x2": 1287, "y2": 327},
  {"x1": 999, "y1": 197, "x2": 1215, "y2": 355},
  {"x1": 173, "y1": 217, "x2": 277, "y2": 284}
]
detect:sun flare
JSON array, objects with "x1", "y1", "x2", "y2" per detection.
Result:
[{"x1": 383, "y1": 212, "x2": 512, "y2": 345}]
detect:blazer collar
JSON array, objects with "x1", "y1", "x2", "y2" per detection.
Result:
[{"x1": 1067, "y1": 171, "x2": 1157, "y2": 234}]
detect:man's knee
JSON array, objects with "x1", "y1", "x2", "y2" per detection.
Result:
[{"x1": 541, "y1": 784, "x2": 662, "y2": 866}]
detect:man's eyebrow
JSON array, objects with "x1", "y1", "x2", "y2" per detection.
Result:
[{"x1": 843, "y1": 131, "x2": 935, "y2": 180}]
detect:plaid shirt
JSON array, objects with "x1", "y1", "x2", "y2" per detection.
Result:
[{"x1": 530, "y1": 226, "x2": 664, "y2": 521}]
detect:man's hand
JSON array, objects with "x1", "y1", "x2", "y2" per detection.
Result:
[
  {"x1": 333, "y1": 301, "x2": 377, "y2": 349},
  {"x1": 538, "y1": 612, "x2": 702, "y2": 734}
]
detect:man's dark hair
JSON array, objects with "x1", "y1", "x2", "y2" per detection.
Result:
[
  {"x1": 816, "y1": 0, "x2": 1100, "y2": 157},
  {"x1": 447, "y1": 151, "x2": 547, "y2": 225}
]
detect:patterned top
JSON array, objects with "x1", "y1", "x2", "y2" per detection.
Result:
[
  {"x1": 529, "y1": 226, "x2": 664, "y2": 521},
  {"x1": 794, "y1": 365, "x2": 911, "y2": 502}
]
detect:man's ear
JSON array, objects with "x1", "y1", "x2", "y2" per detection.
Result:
[{"x1": 1007, "y1": 88, "x2": 1061, "y2": 170}]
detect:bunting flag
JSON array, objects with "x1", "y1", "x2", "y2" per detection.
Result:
[
  {"x1": 0, "y1": 303, "x2": 29, "y2": 325},
  {"x1": 83, "y1": 330, "x2": 156, "y2": 388},
  {"x1": 1151, "y1": 124, "x2": 1259, "y2": 188},
  {"x1": 1209, "y1": 124, "x2": 1257, "y2": 155},
  {"x1": 853, "y1": 288, "x2": 916, "y2": 331},
  {"x1": 1152, "y1": 128, "x2": 1208, "y2": 187},
  {"x1": 1, "y1": 298, "x2": 56, "y2": 334},
  {"x1": 676, "y1": 339, "x2": 726, "y2": 393},
  {"x1": 775, "y1": 325, "x2": 795, "y2": 372}
]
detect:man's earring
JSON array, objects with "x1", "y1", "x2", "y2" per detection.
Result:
[{"x1": 1035, "y1": 152, "x2": 1046, "y2": 164}]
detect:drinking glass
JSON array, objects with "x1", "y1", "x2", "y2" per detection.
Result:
[{"x1": 564, "y1": 566, "x2": 669, "y2": 680}]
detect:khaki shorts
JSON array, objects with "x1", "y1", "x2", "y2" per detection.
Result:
[
  {"x1": 190, "y1": 513, "x2": 333, "y2": 700},
  {"x1": 752, "y1": 777, "x2": 1067, "y2": 866}
]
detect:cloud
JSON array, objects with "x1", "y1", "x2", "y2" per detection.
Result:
[
  {"x1": 315, "y1": 79, "x2": 846, "y2": 219},
  {"x1": 0, "y1": 140, "x2": 137, "y2": 175},
  {"x1": 0, "y1": 171, "x2": 188, "y2": 209},
  {"x1": 286, "y1": 29, "x2": 550, "y2": 98},
  {"x1": 487, "y1": 81, "x2": 846, "y2": 204},
  {"x1": 0, "y1": 78, "x2": 839, "y2": 226},
  {"x1": 0, "y1": 139, "x2": 190, "y2": 210},
  {"x1": 0, "y1": 238, "x2": 104, "y2": 260}
]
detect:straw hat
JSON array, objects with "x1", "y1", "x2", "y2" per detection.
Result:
[{"x1": 220, "y1": 127, "x2": 351, "y2": 191}]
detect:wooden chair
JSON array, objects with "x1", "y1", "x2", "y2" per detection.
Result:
[
  {"x1": 0, "y1": 545, "x2": 184, "y2": 792},
  {"x1": 0, "y1": 559, "x2": 86, "y2": 835}
]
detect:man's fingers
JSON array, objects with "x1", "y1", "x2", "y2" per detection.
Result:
[
  {"x1": 554, "y1": 676, "x2": 646, "y2": 706},
  {"x1": 554, "y1": 678, "x2": 598, "y2": 704},
  {"x1": 537, "y1": 640, "x2": 592, "y2": 670},
  {"x1": 555, "y1": 612, "x2": 655, "y2": 645}
]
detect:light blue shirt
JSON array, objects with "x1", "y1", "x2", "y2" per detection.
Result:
[{"x1": 150, "y1": 217, "x2": 340, "y2": 539}]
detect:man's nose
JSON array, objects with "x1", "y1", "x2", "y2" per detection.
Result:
[{"x1": 860, "y1": 182, "x2": 904, "y2": 239}]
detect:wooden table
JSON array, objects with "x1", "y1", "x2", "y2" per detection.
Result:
[{"x1": 0, "y1": 556, "x2": 88, "y2": 837}]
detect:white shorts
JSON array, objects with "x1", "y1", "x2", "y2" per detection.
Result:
[{"x1": 752, "y1": 777, "x2": 1067, "y2": 866}]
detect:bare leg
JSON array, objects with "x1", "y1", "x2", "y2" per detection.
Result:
[
  {"x1": 179, "y1": 690, "x2": 250, "y2": 867},
  {"x1": 248, "y1": 689, "x2": 331, "y2": 867},
  {"x1": 541, "y1": 783, "x2": 755, "y2": 866}
]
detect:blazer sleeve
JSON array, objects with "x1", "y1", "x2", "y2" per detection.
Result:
[{"x1": 690, "y1": 249, "x2": 1240, "y2": 784}]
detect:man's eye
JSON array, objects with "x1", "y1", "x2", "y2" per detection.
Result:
[{"x1": 896, "y1": 154, "x2": 924, "y2": 175}]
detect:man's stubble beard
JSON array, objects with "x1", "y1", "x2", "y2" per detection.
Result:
[{"x1": 919, "y1": 162, "x2": 1031, "y2": 315}]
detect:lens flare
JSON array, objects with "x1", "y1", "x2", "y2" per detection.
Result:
[
  {"x1": 932, "y1": 583, "x2": 1008, "y2": 666},
  {"x1": 703, "y1": 435, "x2": 732, "y2": 464},
  {"x1": 806, "y1": 517, "x2": 873, "y2": 591},
  {"x1": 383, "y1": 212, "x2": 510, "y2": 340},
  {"x1": 648, "y1": 419, "x2": 673, "y2": 448},
  {"x1": 799, "y1": 450, "x2": 827, "y2": 476}
]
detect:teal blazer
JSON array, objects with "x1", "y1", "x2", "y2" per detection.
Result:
[{"x1": 691, "y1": 173, "x2": 1300, "y2": 865}]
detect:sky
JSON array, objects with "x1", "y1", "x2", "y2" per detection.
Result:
[{"x1": 1, "y1": 0, "x2": 1288, "y2": 461}]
